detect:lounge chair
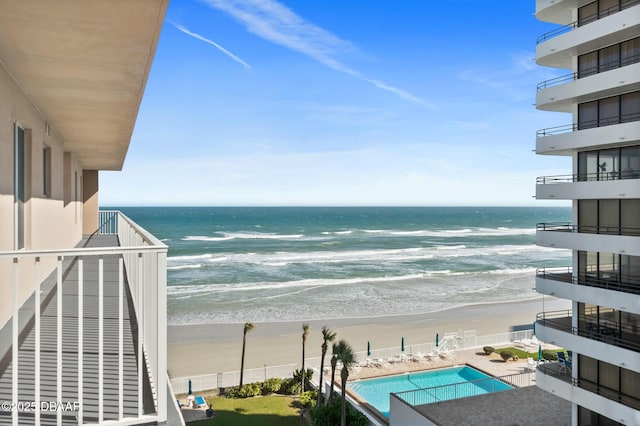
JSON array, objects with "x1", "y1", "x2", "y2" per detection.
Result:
[
  {"x1": 526, "y1": 357, "x2": 537, "y2": 372},
  {"x1": 194, "y1": 395, "x2": 206, "y2": 408},
  {"x1": 557, "y1": 352, "x2": 571, "y2": 374}
]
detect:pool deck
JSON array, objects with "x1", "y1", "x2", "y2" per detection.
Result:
[
  {"x1": 348, "y1": 345, "x2": 557, "y2": 381},
  {"x1": 343, "y1": 345, "x2": 570, "y2": 425}
]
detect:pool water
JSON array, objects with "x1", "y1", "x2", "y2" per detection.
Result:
[{"x1": 348, "y1": 366, "x2": 511, "y2": 417}]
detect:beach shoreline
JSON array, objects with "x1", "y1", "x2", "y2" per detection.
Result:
[{"x1": 168, "y1": 296, "x2": 570, "y2": 377}]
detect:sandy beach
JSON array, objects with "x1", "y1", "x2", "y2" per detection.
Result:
[{"x1": 168, "y1": 296, "x2": 570, "y2": 377}]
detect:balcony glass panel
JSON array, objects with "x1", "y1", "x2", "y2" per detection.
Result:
[
  {"x1": 599, "y1": 44, "x2": 621, "y2": 72},
  {"x1": 579, "y1": 101, "x2": 598, "y2": 130},
  {"x1": 621, "y1": 255, "x2": 640, "y2": 285},
  {"x1": 579, "y1": 51, "x2": 599, "y2": 78},
  {"x1": 622, "y1": 38, "x2": 640, "y2": 65},
  {"x1": 579, "y1": 200, "x2": 598, "y2": 233},
  {"x1": 621, "y1": 92, "x2": 640, "y2": 124},
  {"x1": 620, "y1": 146, "x2": 640, "y2": 179},
  {"x1": 599, "y1": 199, "x2": 619, "y2": 233},
  {"x1": 578, "y1": 2, "x2": 598, "y2": 26},
  {"x1": 621, "y1": 199, "x2": 640, "y2": 231},
  {"x1": 599, "y1": 0, "x2": 620, "y2": 16}
]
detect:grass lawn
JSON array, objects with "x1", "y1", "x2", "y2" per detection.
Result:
[{"x1": 188, "y1": 395, "x2": 301, "y2": 426}]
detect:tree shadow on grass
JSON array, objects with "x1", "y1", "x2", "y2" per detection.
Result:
[{"x1": 189, "y1": 410, "x2": 299, "y2": 426}]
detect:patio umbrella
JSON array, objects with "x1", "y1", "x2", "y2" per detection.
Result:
[
  {"x1": 533, "y1": 321, "x2": 536, "y2": 335},
  {"x1": 436, "y1": 333, "x2": 439, "y2": 347},
  {"x1": 401, "y1": 336, "x2": 405, "y2": 352},
  {"x1": 188, "y1": 379, "x2": 193, "y2": 395},
  {"x1": 538, "y1": 344, "x2": 543, "y2": 361},
  {"x1": 367, "y1": 341, "x2": 371, "y2": 357}
]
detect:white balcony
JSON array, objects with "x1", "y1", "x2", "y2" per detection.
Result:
[
  {"x1": 536, "y1": 176, "x2": 640, "y2": 199},
  {"x1": 536, "y1": 0, "x2": 580, "y2": 25},
  {"x1": 536, "y1": 312, "x2": 640, "y2": 373},
  {"x1": 536, "y1": 364, "x2": 639, "y2": 423},
  {"x1": 537, "y1": 63, "x2": 640, "y2": 112},
  {"x1": 0, "y1": 211, "x2": 170, "y2": 425},
  {"x1": 536, "y1": 268, "x2": 640, "y2": 315},
  {"x1": 536, "y1": 121, "x2": 640, "y2": 155},
  {"x1": 536, "y1": 225, "x2": 640, "y2": 256},
  {"x1": 537, "y1": 6, "x2": 640, "y2": 69}
]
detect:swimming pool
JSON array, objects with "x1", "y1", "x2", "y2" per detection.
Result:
[{"x1": 348, "y1": 366, "x2": 512, "y2": 417}]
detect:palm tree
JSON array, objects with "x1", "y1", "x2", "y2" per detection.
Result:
[
  {"x1": 239, "y1": 322, "x2": 255, "y2": 388},
  {"x1": 318, "y1": 326, "x2": 337, "y2": 405},
  {"x1": 335, "y1": 339, "x2": 356, "y2": 426},
  {"x1": 328, "y1": 342, "x2": 338, "y2": 405},
  {"x1": 301, "y1": 323, "x2": 310, "y2": 393}
]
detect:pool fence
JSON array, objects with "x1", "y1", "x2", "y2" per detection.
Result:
[{"x1": 170, "y1": 328, "x2": 534, "y2": 394}]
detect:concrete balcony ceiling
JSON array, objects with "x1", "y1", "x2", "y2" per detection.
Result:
[{"x1": 0, "y1": 0, "x2": 168, "y2": 170}]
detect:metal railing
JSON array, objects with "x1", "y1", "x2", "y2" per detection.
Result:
[
  {"x1": 536, "y1": 51, "x2": 640, "y2": 90},
  {"x1": 393, "y1": 370, "x2": 534, "y2": 407},
  {"x1": 538, "y1": 363, "x2": 640, "y2": 411},
  {"x1": 536, "y1": 0, "x2": 640, "y2": 45},
  {"x1": 536, "y1": 309, "x2": 640, "y2": 352},
  {"x1": 535, "y1": 169, "x2": 640, "y2": 183},
  {"x1": 537, "y1": 267, "x2": 640, "y2": 295},
  {"x1": 0, "y1": 210, "x2": 168, "y2": 425},
  {"x1": 536, "y1": 111, "x2": 640, "y2": 138},
  {"x1": 536, "y1": 222, "x2": 640, "y2": 236},
  {"x1": 170, "y1": 329, "x2": 534, "y2": 394}
]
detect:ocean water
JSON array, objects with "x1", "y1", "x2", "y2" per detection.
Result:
[{"x1": 115, "y1": 206, "x2": 571, "y2": 325}]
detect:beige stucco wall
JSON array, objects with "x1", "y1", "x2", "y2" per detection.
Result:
[
  {"x1": 83, "y1": 170, "x2": 99, "y2": 235},
  {"x1": 0, "y1": 60, "x2": 84, "y2": 328}
]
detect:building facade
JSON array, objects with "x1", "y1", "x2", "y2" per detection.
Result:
[
  {"x1": 0, "y1": 1, "x2": 178, "y2": 424},
  {"x1": 534, "y1": 0, "x2": 640, "y2": 425}
]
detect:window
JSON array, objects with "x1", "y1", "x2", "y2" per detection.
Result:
[
  {"x1": 14, "y1": 123, "x2": 25, "y2": 250},
  {"x1": 578, "y1": 37, "x2": 640, "y2": 79},
  {"x1": 43, "y1": 146, "x2": 51, "y2": 198},
  {"x1": 578, "y1": 101, "x2": 598, "y2": 130},
  {"x1": 578, "y1": 92, "x2": 640, "y2": 130},
  {"x1": 621, "y1": 91, "x2": 640, "y2": 123},
  {"x1": 577, "y1": 198, "x2": 640, "y2": 235},
  {"x1": 621, "y1": 38, "x2": 640, "y2": 66}
]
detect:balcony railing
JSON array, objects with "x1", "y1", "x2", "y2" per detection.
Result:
[
  {"x1": 0, "y1": 210, "x2": 168, "y2": 425},
  {"x1": 537, "y1": 111, "x2": 640, "y2": 138},
  {"x1": 537, "y1": 310, "x2": 640, "y2": 352},
  {"x1": 536, "y1": 0, "x2": 640, "y2": 44},
  {"x1": 536, "y1": 169, "x2": 640, "y2": 183},
  {"x1": 537, "y1": 52, "x2": 640, "y2": 90},
  {"x1": 538, "y1": 363, "x2": 640, "y2": 411},
  {"x1": 537, "y1": 222, "x2": 640, "y2": 236},
  {"x1": 537, "y1": 267, "x2": 640, "y2": 295}
]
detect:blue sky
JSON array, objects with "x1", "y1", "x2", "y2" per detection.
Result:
[{"x1": 101, "y1": 0, "x2": 572, "y2": 207}]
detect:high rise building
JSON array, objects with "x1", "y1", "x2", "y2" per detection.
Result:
[{"x1": 534, "y1": 1, "x2": 640, "y2": 425}]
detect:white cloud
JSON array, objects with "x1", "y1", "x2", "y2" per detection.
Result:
[
  {"x1": 171, "y1": 21, "x2": 252, "y2": 69},
  {"x1": 200, "y1": 0, "x2": 432, "y2": 107}
]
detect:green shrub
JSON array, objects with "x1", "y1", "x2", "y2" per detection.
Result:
[
  {"x1": 262, "y1": 377, "x2": 283, "y2": 395},
  {"x1": 542, "y1": 349, "x2": 558, "y2": 361},
  {"x1": 500, "y1": 350, "x2": 515, "y2": 362},
  {"x1": 226, "y1": 382, "x2": 262, "y2": 398},
  {"x1": 310, "y1": 396, "x2": 367, "y2": 426},
  {"x1": 293, "y1": 368, "x2": 314, "y2": 386},
  {"x1": 299, "y1": 390, "x2": 317, "y2": 408},
  {"x1": 279, "y1": 377, "x2": 302, "y2": 395},
  {"x1": 483, "y1": 346, "x2": 495, "y2": 355}
]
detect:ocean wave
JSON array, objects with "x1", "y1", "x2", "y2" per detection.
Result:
[
  {"x1": 167, "y1": 267, "x2": 537, "y2": 297},
  {"x1": 362, "y1": 227, "x2": 535, "y2": 237},
  {"x1": 166, "y1": 244, "x2": 567, "y2": 269},
  {"x1": 167, "y1": 264, "x2": 203, "y2": 271},
  {"x1": 182, "y1": 231, "x2": 309, "y2": 242}
]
